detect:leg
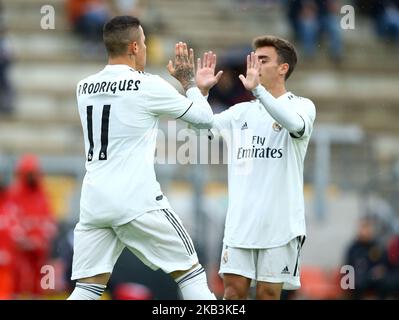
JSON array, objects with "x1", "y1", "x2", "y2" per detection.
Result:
[
  {"x1": 171, "y1": 263, "x2": 216, "y2": 300},
  {"x1": 77, "y1": 272, "x2": 111, "y2": 285},
  {"x1": 256, "y1": 236, "x2": 305, "y2": 300},
  {"x1": 219, "y1": 246, "x2": 256, "y2": 300},
  {"x1": 223, "y1": 273, "x2": 251, "y2": 300},
  {"x1": 170, "y1": 263, "x2": 200, "y2": 279},
  {"x1": 68, "y1": 224, "x2": 124, "y2": 300},
  {"x1": 114, "y1": 209, "x2": 216, "y2": 300},
  {"x1": 256, "y1": 281, "x2": 283, "y2": 300},
  {"x1": 67, "y1": 273, "x2": 110, "y2": 300}
]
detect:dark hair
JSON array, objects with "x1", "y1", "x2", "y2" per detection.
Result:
[
  {"x1": 253, "y1": 35, "x2": 297, "y2": 80},
  {"x1": 103, "y1": 16, "x2": 141, "y2": 57}
]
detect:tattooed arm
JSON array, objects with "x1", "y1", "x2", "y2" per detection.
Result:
[
  {"x1": 167, "y1": 42, "x2": 196, "y2": 92},
  {"x1": 163, "y1": 42, "x2": 214, "y2": 128}
]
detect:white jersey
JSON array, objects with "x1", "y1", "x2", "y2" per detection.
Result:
[
  {"x1": 76, "y1": 64, "x2": 210, "y2": 227},
  {"x1": 213, "y1": 92, "x2": 316, "y2": 248}
]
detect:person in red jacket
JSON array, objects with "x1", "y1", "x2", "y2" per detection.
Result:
[
  {"x1": 0, "y1": 173, "x2": 21, "y2": 299},
  {"x1": 9, "y1": 154, "x2": 57, "y2": 298}
]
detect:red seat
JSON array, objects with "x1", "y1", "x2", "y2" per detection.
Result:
[
  {"x1": 298, "y1": 266, "x2": 343, "y2": 299},
  {"x1": 114, "y1": 283, "x2": 153, "y2": 300}
]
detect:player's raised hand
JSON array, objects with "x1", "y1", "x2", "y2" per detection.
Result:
[
  {"x1": 239, "y1": 52, "x2": 260, "y2": 91},
  {"x1": 195, "y1": 51, "x2": 223, "y2": 96},
  {"x1": 167, "y1": 42, "x2": 196, "y2": 92}
]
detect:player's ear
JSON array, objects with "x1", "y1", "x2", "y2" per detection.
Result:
[
  {"x1": 128, "y1": 41, "x2": 138, "y2": 55},
  {"x1": 279, "y1": 63, "x2": 289, "y2": 78}
]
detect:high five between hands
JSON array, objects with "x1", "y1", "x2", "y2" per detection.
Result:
[{"x1": 168, "y1": 42, "x2": 260, "y2": 94}]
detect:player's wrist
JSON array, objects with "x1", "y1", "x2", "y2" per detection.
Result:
[
  {"x1": 251, "y1": 84, "x2": 266, "y2": 97},
  {"x1": 198, "y1": 87, "x2": 209, "y2": 97},
  {"x1": 182, "y1": 78, "x2": 196, "y2": 92}
]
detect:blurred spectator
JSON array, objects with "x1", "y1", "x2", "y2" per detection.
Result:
[
  {"x1": 52, "y1": 223, "x2": 74, "y2": 294},
  {"x1": 376, "y1": 234, "x2": 399, "y2": 298},
  {"x1": 208, "y1": 68, "x2": 252, "y2": 113},
  {"x1": 9, "y1": 154, "x2": 57, "y2": 298},
  {"x1": 66, "y1": 0, "x2": 167, "y2": 63},
  {"x1": 234, "y1": 0, "x2": 279, "y2": 10},
  {"x1": 354, "y1": 0, "x2": 399, "y2": 46},
  {"x1": 0, "y1": 173, "x2": 20, "y2": 299},
  {"x1": 344, "y1": 216, "x2": 386, "y2": 299},
  {"x1": 208, "y1": 48, "x2": 253, "y2": 113},
  {"x1": 287, "y1": 0, "x2": 343, "y2": 63},
  {"x1": 110, "y1": 0, "x2": 146, "y2": 17},
  {"x1": 0, "y1": 2, "x2": 15, "y2": 115},
  {"x1": 110, "y1": 0, "x2": 167, "y2": 65},
  {"x1": 66, "y1": 0, "x2": 110, "y2": 57}
]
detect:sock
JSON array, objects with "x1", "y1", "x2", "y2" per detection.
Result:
[
  {"x1": 175, "y1": 265, "x2": 216, "y2": 300},
  {"x1": 67, "y1": 282, "x2": 106, "y2": 300}
]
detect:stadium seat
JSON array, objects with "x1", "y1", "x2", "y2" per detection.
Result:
[
  {"x1": 113, "y1": 283, "x2": 153, "y2": 300},
  {"x1": 299, "y1": 265, "x2": 343, "y2": 299}
]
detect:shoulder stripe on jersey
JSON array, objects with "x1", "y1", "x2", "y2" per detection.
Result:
[{"x1": 176, "y1": 102, "x2": 193, "y2": 119}]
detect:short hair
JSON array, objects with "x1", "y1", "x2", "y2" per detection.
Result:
[
  {"x1": 253, "y1": 35, "x2": 297, "y2": 80},
  {"x1": 103, "y1": 16, "x2": 141, "y2": 57}
]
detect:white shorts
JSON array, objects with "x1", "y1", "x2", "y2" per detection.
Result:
[
  {"x1": 219, "y1": 236, "x2": 305, "y2": 290},
  {"x1": 71, "y1": 208, "x2": 198, "y2": 280}
]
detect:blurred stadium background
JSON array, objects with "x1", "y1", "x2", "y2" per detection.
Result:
[{"x1": 0, "y1": 0, "x2": 398, "y2": 300}]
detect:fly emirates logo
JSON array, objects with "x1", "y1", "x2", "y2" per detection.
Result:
[{"x1": 237, "y1": 135, "x2": 283, "y2": 160}]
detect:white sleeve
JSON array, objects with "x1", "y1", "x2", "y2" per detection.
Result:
[
  {"x1": 146, "y1": 75, "x2": 213, "y2": 129},
  {"x1": 293, "y1": 98, "x2": 316, "y2": 139},
  {"x1": 179, "y1": 87, "x2": 214, "y2": 129},
  {"x1": 189, "y1": 105, "x2": 235, "y2": 140},
  {"x1": 252, "y1": 84, "x2": 305, "y2": 136},
  {"x1": 206, "y1": 107, "x2": 236, "y2": 140}
]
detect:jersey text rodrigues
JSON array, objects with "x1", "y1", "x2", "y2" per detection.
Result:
[{"x1": 78, "y1": 79, "x2": 141, "y2": 96}]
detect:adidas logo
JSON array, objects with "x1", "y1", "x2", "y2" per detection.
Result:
[
  {"x1": 241, "y1": 122, "x2": 248, "y2": 130},
  {"x1": 281, "y1": 266, "x2": 290, "y2": 274}
]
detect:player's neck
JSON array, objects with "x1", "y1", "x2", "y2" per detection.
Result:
[
  {"x1": 108, "y1": 56, "x2": 136, "y2": 69},
  {"x1": 265, "y1": 84, "x2": 287, "y2": 99}
]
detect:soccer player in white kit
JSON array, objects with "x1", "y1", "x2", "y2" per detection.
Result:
[
  {"x1": 193, "y1": 36, "x2": 316, "y2": 299},
  {"x1": 67, "y1": 16, "x2": 219, "y2": 300}
]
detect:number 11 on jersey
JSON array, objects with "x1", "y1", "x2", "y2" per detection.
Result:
[{"x1": 86, "y1": 104, "x2": 111, "y2": 161}]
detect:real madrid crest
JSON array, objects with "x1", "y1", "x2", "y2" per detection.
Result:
[{"x1": 272, "y1": 122, "x2": 282, "y2": 132}]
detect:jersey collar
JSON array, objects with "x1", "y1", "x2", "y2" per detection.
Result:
[
  {"x1": 104, "y1": 64, "x2": 136, "y2": 71},
  {"x1": 276, "y1": 91, "x2": 292, "y2": 100}
]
